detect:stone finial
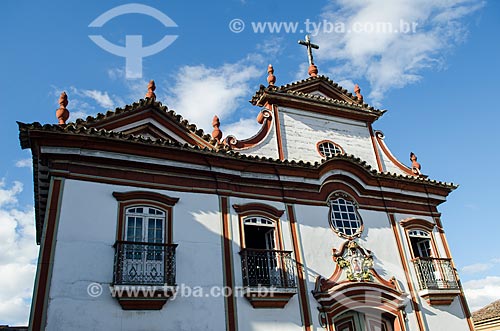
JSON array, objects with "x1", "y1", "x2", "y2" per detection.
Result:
[
  {"x1": 267, "y1": 64, "x2": 276, "y2": 86},
  {"x1": 308, "y1": 64, "x2": 318, "y2": 77},
  {"x1": 410, "y1": 152, "x2": 421, "y2": 175},
  {"x1": 354, "y1": 84, "x2": 364, "y2": 104},
  {"x1": 212, "y1": 115, "x2": 223, "y2": 142},
  {"x1": 55, "y1": 92, "x2": 70, "y2": 125},
  {"x1": 145, "y1": 80, "x2": 156, "y2": 100}
]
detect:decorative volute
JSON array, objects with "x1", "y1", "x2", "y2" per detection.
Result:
[
  {"x1": 212, "y1": 115, "x2": 223, "y2": 142},
  {"x1": 267, "y1": 64, "x2": 276, "y2": 86},
  {"x1": 55, "y1": 92, "x2": 70, "y2": 125},
  {"x1": 145, "y1": 80, "x2": 156, "y2": 100}
]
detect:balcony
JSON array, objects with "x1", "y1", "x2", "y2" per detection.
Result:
[
  {"x1": 239, "y1": 248, "x2": 297, "y2": 308},
  {"x1": 113, "y1": 241, "x2": 177, "y2": 310},
  {"x1": 412, "y1": 257, "x2": 461, "y2": 305}
]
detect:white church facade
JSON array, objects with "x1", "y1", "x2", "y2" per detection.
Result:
[{"x1": 19, "y1": 48, "x2": 474, "y2": 331}]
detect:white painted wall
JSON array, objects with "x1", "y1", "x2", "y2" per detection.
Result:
[
  {"x1": 229, "y1": 197, "x2": 304, "y2": 331},
  {"x1": 392, "y1": 213, "x2": 470, "y2": 331},
  {"x1": 43, "y1": 179, "x2": 469, "y2": 331},
  {"x1": 278, "y1": 107, "x2": 379, "y2": 169},
  {"x1": 46, "y1": 179, "x2": 226, "y2": 331},
  {"x1": 244, "y1": 120, "x2": 280, "y2": 160}
]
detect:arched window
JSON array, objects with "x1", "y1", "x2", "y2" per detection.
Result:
[
  {"x1": 317, "y1": 140, "x2": 344, "y2": 158},
  {"x1": 243, "y1": 215, "x2": 277, "y2": 250},
  {"x1": 232, "y1": 203, "x2": 297, "y2": 308},
  {"x1": 112, "y1": 191, "x2": 179, "y2": 297},
  {"x1": 125, "y1": 206, "x2": 166, "y2": 244},
  {"x1": 328, "y1": 194, "x2": 363, "y2": 239},
  {"x1": 399, "y1": 218, "x2": 437, "y2": 259}
]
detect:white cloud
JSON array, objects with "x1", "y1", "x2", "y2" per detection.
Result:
[
  {"x1": 461, "y1": 258, "x2": 500, "y2": 274},
  {"x1": 224, "y1": 117, "x2": 263, "y2": 140},
  {"x1": 0, "y1": 180, "x2": 23, "y2": 206},
  {"x1": 0, "y1": 180, "x2": 38, "y2": 326},
  {"x1": 256, "y1": 36, "x2": 286, "y2": 58},
  {"x1": 50, "y1": 86, "x2": 121, "y2": 122},
  {"x1": 167, "y1": 58, "x2": 263, "y2": 134},
  {"x1": 316, "y1": 0, "x2": 485, "y2": 105},
  {"x1": 80, "y1": 90, "x2": 114, "y2": 109},
  {"x1": 15, "y1": 159, "x2": 32, "y2": 169},
  {"x1": 461, "y1": 262, "x2": 493, "y2": 274},
  {"x1": 463, "y1": 276, "x2": 500, "y2": 312}
]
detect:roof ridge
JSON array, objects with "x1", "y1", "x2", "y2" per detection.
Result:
[
  {"x1": 283, "y1": 90, "x2": 380, "y2": 112},
  {"x1": 69, "y1": 97, "x2": 216, "y2": 146},
  {"x1": 250, "y1": 76, "x2": 383, "y2": 113}
]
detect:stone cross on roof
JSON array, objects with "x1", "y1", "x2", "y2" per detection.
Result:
[{"x1": 298, "y1": 34, "x2": 319, "y2": 66}]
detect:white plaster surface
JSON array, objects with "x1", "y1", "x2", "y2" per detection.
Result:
[{"x1": 43, "y1": 179, "x2": 469, "y2": 331}]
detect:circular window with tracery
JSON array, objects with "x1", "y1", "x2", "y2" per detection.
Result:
[
  {"x1": 317, "y1": 140, "x2": 344, "y2": 158},
  {"x1": 328, "y1": 193, "x2": 363, "y2": 239}
]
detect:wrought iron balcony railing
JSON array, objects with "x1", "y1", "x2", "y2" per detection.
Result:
[
  {"x1": 240, "y1": 248, "x2": 297, "y2": 288},
  {"x1": 412, "y1": 257, "x2": 459, "y2": 291},
  {"x1": 113, "y1": 241, "x2": 177, "y2": 286}
]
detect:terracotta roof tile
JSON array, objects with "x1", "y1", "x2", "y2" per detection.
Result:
[
  {"x1": 473, "y1": 299, "x2": 500, "y2": 322},
  {"x1": 72, "y1": 97, "x2": 216, "y2": 146},
  {"x1": 17, "y1": 121, "x2": 457, "y2": 189},
  {"x1": 250, "y1": 75, "x2": 385, "y2": 115}
]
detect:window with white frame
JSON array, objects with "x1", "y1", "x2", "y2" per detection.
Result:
[
  {"x1": 243, "y1": 216, "x2": 276, "y2": 250},
  {"x1": 318, "y1": 141, "x2": 344, "y2": 158},
  {"x1": 329, "y1": 197, "x2": 363, "y2": 238},
  {"x1": 125, "y1": 206, "x2": 166, "y2": 244},
  {"x1": 408, "y1": 230, "x2": 432, "y2": 258}
]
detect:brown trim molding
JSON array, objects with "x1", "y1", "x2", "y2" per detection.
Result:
[
  {"x1": 400, "y1": 218, "x2": 435, "y2": 233},
  {"x1": 368, "y1": 124, "x2": 384, "y2": 172},
  {"x1": 30, "y1": 178, "x2": 63, "y2": 331},
  {"x1": 234, "y1": 202, "x2": 285, "y2": 252},
  {"x1": 243, "y1": 291, "x2": 297, "y2": 308},
  {"x1": 273, "y1": 105, "x2": 285, "y2": 161},
  {"x1": 374, "y1": 131, "x2": 414, "y2": 176},
  {"x1": 388, "y1": 213, "x2": 426, "y2": 331},
  {"x1": 113, "y1": 191, "x2": 179, "y2": 206},
  {"x1": 45, "y1": 160, "x2": 447, "y2": 222},
  {"x1": 287, "y1": 204, "x2": 313, "y2": 331},
  {"x1": 112, "y1": 191, "x2": 178, "y2": 244},
  {"x1": 114, "y1": 287, "x2": 176, "y2": 310},
  {"x1": 400, "y1": 218, "x2": 439, "y2": 260},
  {"x1": 220, "y1": 197, "x2": 237, "y2": 331},
  {"x1": 226, "y1": 108, "x2": 273, "y2": 150},
  {"x1": 419, "y1": 290, "x2": 460, "y2": 306},
  {"x1": 434, "y1": 217, "x2": 475, "y2": 331},
  {"x1": 232, "y1": 203, "x2": 285, "y2": 218}
]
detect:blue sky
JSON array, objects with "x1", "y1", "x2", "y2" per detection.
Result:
[{"x1": 1, "y1": 0, "x2": 499, "y2": 325}]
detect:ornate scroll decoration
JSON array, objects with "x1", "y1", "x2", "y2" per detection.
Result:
[
  {"x1": 335, "y1": 241, "x2": 373, "y2": 282},
  {"x1": 225, "y1": 108, "x2": 273, "y2": 150},
  {"x1": 312, "y1": 240, "x2": 408, "y2": 327}
]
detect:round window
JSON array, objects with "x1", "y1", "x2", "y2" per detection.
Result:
[{"x1": 318, "y1": 141, "x2": 344, "y2": 158}]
